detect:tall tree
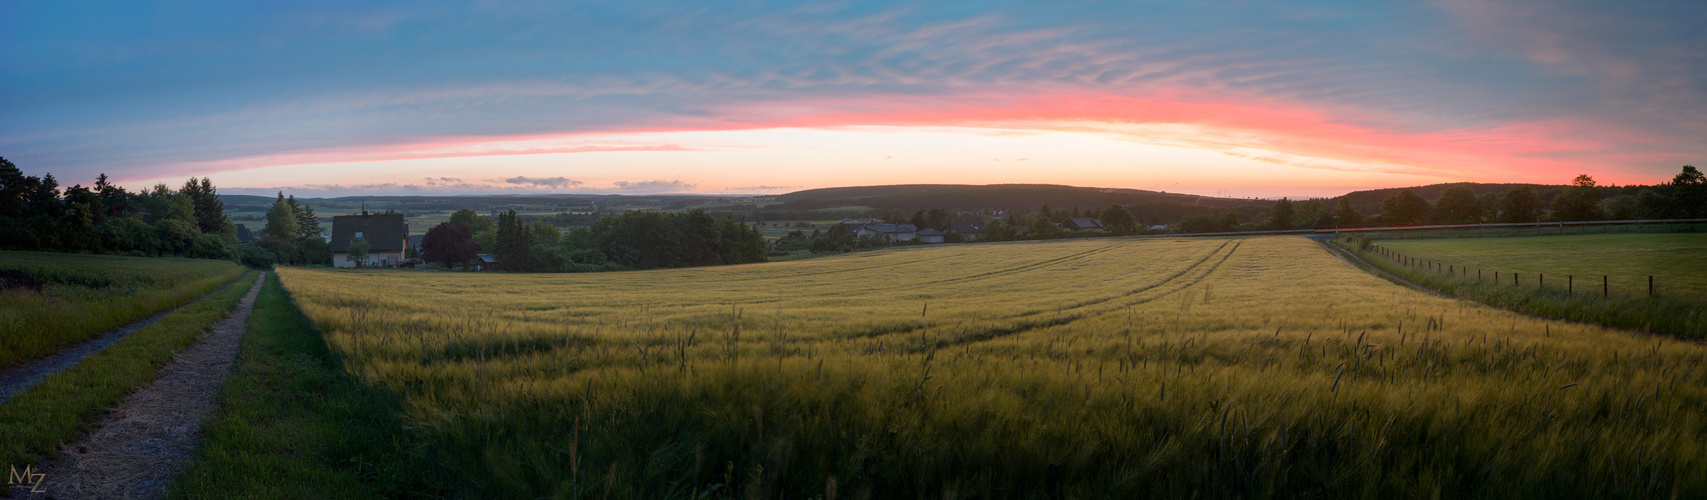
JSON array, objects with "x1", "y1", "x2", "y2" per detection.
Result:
[
  {"x1": 1379, "y1": 189, "x2": 1431, "y2": 224},
  {"x1": 1099, "y1": 204, "x2": 1137, "y2": 235},
  {"x1": 1672, "y1": 165, "x2": 1705, "y2": 218},
  {"x1": 420, "y1": 222, "x2": 479, "y2": 268},
  {"x1": 181, "y1": 177, "x2": 228, "y2": 234},
  {"x1": 264, "y1": 192, "x2": 299, "y2": 240},
  {"x1": 290, "y1": 195, "x2": 323, "y2": 240},
  {"x1": 1500, "y1": 186, "x2": 1541, "y2": 223},
  {"x1": 1269, "y1": 198, "x2": 1294, "y2": 230},
  {"x1": 1549, "y1": 174, "x2": 1603, "y2": 221},
  {"x1": 1434, "y1": 186, "x2": 1482, "y2": 223},
  {"x1": 1635, "y1": 189, "x2": 1673, "y2": 219},
  {"x1": 449, "y1": 208, "x2": 495, "y2": 232},
  {"x1": 495, "y1": 209, "x2": 533, "y2": 271},
  {"x1": 1031, "y1": 212, "x2": 1061, "y2": 239},
  {"x1": 1333, "y1": 198, "x2": 1363, "y2": 226}
]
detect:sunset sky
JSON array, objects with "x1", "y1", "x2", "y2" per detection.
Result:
[{"x1": 2, "y1": 1, "x2": 1702, "y2": 199}]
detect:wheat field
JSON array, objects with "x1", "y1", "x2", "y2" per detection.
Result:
[{"x1": 276, "y1": 237, "x2": 1706, "y2": 499}]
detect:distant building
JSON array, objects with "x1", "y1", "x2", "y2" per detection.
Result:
[
  {"x1": 915, "y1": 228, "x2": 946, "y2": 243},
  {"x1": 330, "y1": 211, "x2": 408, "y2": 268},
  {"x1": 947, "y1": 220, "x2": 985, "y2": 240},
  {"x1": 475, "y1": 253, "x2": 501, "y2": 271},
  {"x1": 856, "y1": 223, "x2": 917, "y2": 243},
  {"x1": 1062, "y1": 218, "x2": 1104, "y2": 231}
]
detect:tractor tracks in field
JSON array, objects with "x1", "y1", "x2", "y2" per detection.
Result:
[
  {"x1": 884, "y1": 240, "x2": 1246, "y2": 351},
  {"x1": 0, "y1": 271, "x2": 253, "y2": 405}
]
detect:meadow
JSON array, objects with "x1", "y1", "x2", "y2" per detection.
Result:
[
  {"x1": 1346, "y1": 233, "x2": 1707, "y2": 338},
  {"x1": 275, "y1": 237, "x2": 1707, "y2": 498},
  {"x1": 0, "y1": 251, "x2": 246, "y2": 369}
]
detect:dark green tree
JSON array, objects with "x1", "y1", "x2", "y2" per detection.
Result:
[
  {"x1": 1500, "y1": 186, "x2": 1541, "y2": 223},
  {"x1": 1270, "y1": 198, "x2": 1294, "y2": 230},
  {"x1": 346, "y1": 236, "x2": 370, "y2": 267},
  {"x1": 1635, "y1": 189, "x2": 1673, "y2": 219},
  {"x1": 1672, "y1": 165, "x2": 1704, "y2": 218},
  {"x1": 1548, "y1": 175, "x2": 1602, "y2": 221},
  {"x1": 264, "y1": 192, "x2": 300, "y2": 240},
  {"x1": 1434, "y1": 186, "x2": 1482, "y2": 223},
  {"x1": 1379, "y1": 189, "x2": 1431, "y2": 224},
  {"x1": 1099, "y1": 204, "x2": 1138, "y2": 235},
  {"x1": 1333, "y1": 198, "x2": 1363, "y2": 226}
]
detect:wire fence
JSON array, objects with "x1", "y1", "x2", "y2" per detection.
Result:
[{"x1": 1364, "y1": 243, "x2": 1662, "y2": 299}]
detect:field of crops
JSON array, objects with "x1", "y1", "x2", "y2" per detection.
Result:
[
  {"x1": 276, "y1": 237, "x2": 1707, "y2": 498},
  {"x1": 0, "y1": 251, "x2": 246, "y2": 369}
]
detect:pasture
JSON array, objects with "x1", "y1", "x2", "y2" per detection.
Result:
[
  {"x1": 0, "y1": 251, "x2": 246, "y2": 369},
  {"x1": 1373, "y1": 233, "x2": 1707, "y2": 301},
  {"x1": 275, "y1": 237, "x2": 1707, "y2": 498},
  {"x1": 1352, "y1": 233, "x2": 1707, "y2": 338}
]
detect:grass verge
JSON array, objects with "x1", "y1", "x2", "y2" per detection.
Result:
[
  {"x1": 0, "y1": 271, "x2": 258, "y2": 467},
  {"x1": 0, "y1": 251, "x2": 246, "y2": 369},
  {"x1": 167, "y1": 273, "x2": 445, "y2": 500},
  {"x1": 1333, "y1": 235, "x2": 1705, "y2": 339}
]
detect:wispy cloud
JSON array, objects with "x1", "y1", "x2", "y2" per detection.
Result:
[
  {"x1": 504, "y1": 176, "x2": 583, "y2": 188},
  {"x1": 612, "y1": 179, "x2": 696, "y2": 192}
]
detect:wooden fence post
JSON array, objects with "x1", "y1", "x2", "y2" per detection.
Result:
[
  {"x1": 1568, "y1": 275, "x2": 1572, "y2": 296},
  {"x1": 1649, "y1": 275, "x2": 1654, "y2": 297},
  {"x1": 1603, "y1": 275, "x2": 1608, "y2": 298}
]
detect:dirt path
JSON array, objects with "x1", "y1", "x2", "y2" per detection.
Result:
[
  {"x1": 28, "y1": 272, "x2": 265, "y2": 500},
  {"x1": 0, "y1": 272, "x2": 251, "y2": 405}
]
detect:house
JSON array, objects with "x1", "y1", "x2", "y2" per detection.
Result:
[
  {"x1": 1062, "y1": 218, "x2": 1104, "y2": 231},
  {"x1": 915, "y1": 228, "x2": 946, "y2": 243},
  {"x1": 475, "y1": 254, "x2": 501, "y2": 271},
  {"x1": 947, "y1": 220, "x2": 985, "y2": 240},
  {"x1": 856, "y1": 224, "x2": 917, "y2": 242},
  {"x1": 330, "y1": 211, "x2": 409, "y2": 268},
  {"x1": 407, "y1": 234, "x2": 425, "y2": 257},
  {"x1": 234, "y1": 224, "x2": 254, "y2": 243}
]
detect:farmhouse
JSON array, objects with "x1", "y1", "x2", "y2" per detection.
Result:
[
  {"x1": 948, "y1": 220, "x2": 985, "y2": 240},
  {"x1": 1062, "y1": 217, "x2": 1104, "y2": 231},
  {"x1": 915, "y1": 228, "x2": 946, "y2": 243},
  {"x1": 857, "y1": 223, "x2": 917, "y2": 242},
  {"x1": 330, "y1": 211, "x2": 409, "y2": 268}
]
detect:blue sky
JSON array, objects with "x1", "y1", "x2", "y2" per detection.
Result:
[{"x1": 2, "y1": 1, "x2": 1702, "y2": 197}]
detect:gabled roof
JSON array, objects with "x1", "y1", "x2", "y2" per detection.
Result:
[
  {"x1": 915, "y1": 228, "x2": 945, "y2": 236},
  {"x1": 330, "y1": 213, "x2": 408, "y2": 252},
  {"x1": 235, "y1": 224, "x2": 253, "y2": 243},
  {"x1": 865, "y1": 224, "x2": 917, "y2": 233},
  {"x1": 408, "y1": 234, "x2": 425, "y2": 248},
  {"x1": 948, "y1": 220, "x2": 984, "y2": 233},
  {"x1": 1064, "y1": 217, "x2": 1104, "y2": 230},
  {"x1": 478, "y1": 254, "x2": 500, "y2": 263}
]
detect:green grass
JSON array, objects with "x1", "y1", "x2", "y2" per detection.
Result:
[
  {"x1": 0, "y1": 271, "x2": 259, "y2": 467},
  {"x1": 1346, "y1": 233, "x2": 1707, "y2": 338},
  {"x1": 168, "y1": 273, "x2": 444, "y2": 500},
  {"x1": 278, "y1": 237, "x2": 1707, "y2": 498},
  {"x1": 0, "y1": 251, "x2": 246, "y2": 369}
]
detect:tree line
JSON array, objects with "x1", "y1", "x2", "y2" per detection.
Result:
[
  {"x1": 420, "y1": 208, "x2": 766, "y2": 272},
  {"x1": 0, "y1": 157, "x2": 238, "y2": 260}
]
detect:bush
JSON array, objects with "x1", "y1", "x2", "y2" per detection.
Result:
[{"x1": 238, "y1": 245, "x2": 277, "y2": 268}]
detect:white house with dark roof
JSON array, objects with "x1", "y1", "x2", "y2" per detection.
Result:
[
  {"x1": 856, "y1": 223, "x2": 917, "y2": 242},
  {"x1": 330, "y1": 211, "x2": 409, "y2": 268}
]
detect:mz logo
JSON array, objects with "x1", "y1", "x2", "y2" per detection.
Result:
[{"x1": 8, "y1": 465, "x2": 46, "y2": 493}]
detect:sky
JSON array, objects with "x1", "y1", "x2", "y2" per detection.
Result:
[{"x1": 2, "y1": 1, "x2": 1703, "y2": 199}]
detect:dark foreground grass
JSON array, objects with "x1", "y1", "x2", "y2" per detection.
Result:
[
  {"x1": 168, "y1": 273, "x2": 445, "y2": 500},
  {"x1": 1337, "y1": 235, "x2": 1706, "y2": 339},
  {"x1": 0, "y1": 271, "x2": 257, "y2": 467}
]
